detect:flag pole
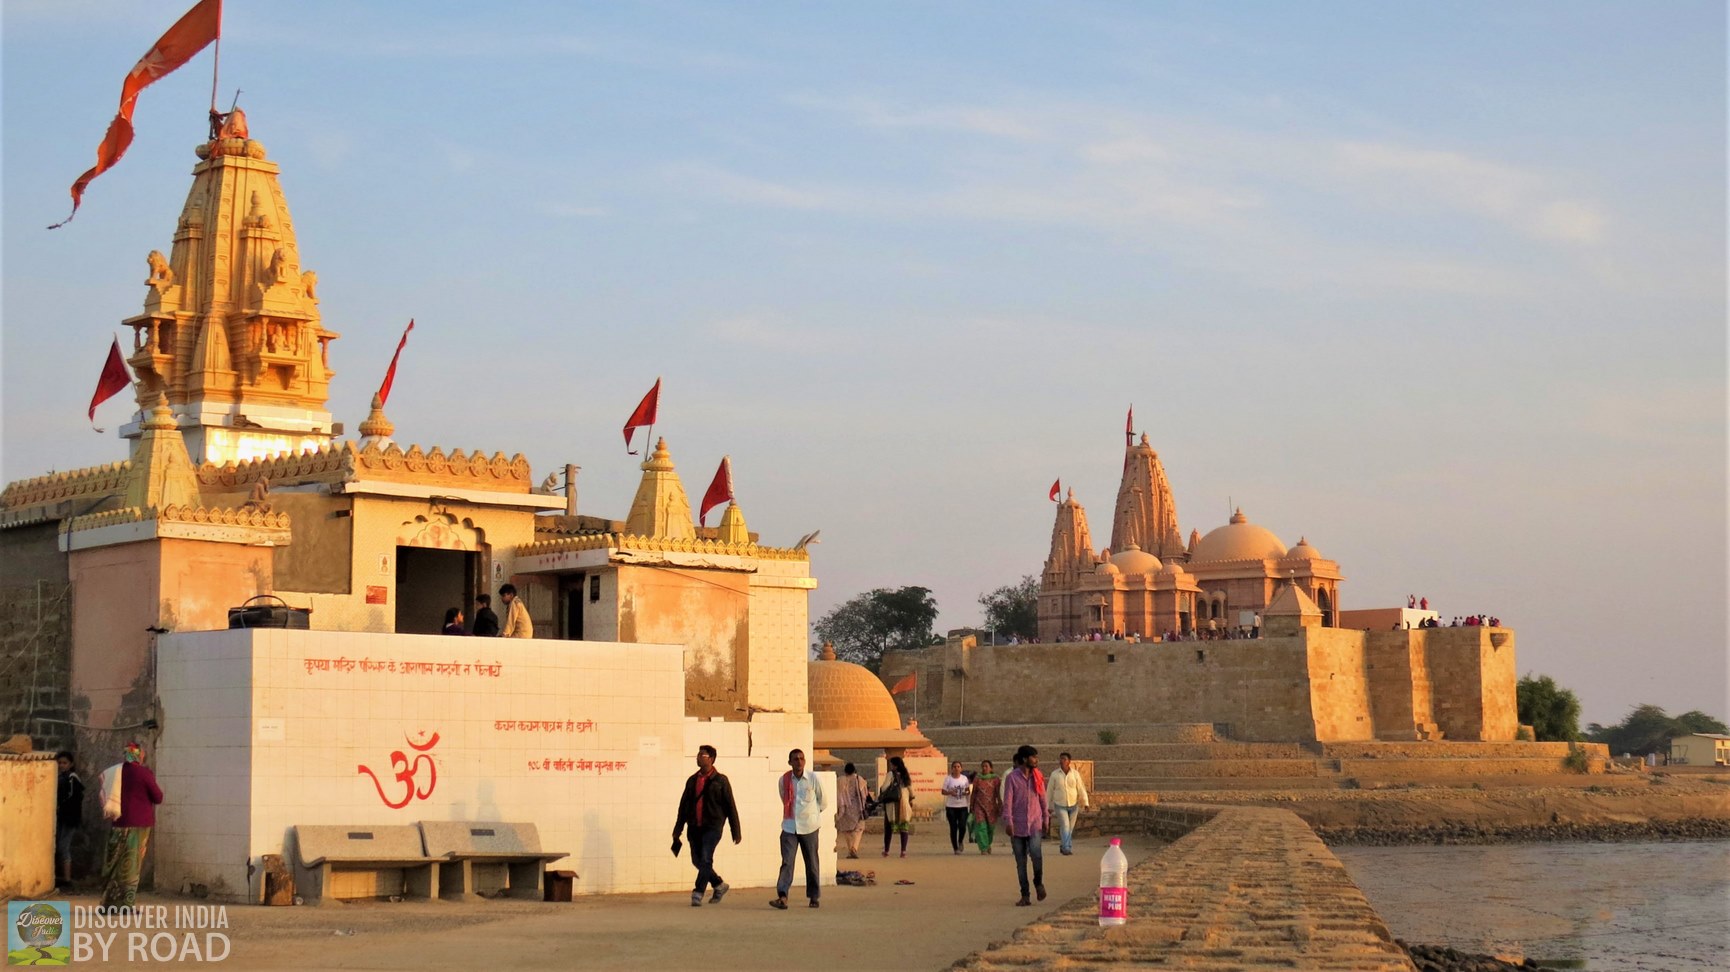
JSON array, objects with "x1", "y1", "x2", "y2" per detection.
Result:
[{"x1": 209, "y1": 0, "x2": 222, "y2": 114}]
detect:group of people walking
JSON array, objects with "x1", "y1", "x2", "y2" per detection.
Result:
[{"x1": 672, "y1": 743, "x2": 1091, "y2": 911}]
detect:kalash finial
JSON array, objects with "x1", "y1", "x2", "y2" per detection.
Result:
[
  {"x1": 357, "y1": 393, "x2": 395, "y2": 447},
  {"x1": 820, "y1": 642, "x2": 837, "y2": 662},
  {"x1": 143, "y1": 392, "x2": 176, "y2": 430}
]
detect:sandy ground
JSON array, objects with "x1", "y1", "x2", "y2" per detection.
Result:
[{"x1": 66, "y1": 833, "x2": 1161, "y2": 972}]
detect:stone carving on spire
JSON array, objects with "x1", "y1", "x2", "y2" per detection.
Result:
[
  {"x1": 1111, "y1": 433, "x2": 1185, "y2": 561},
  {"x1": 624, "y1": 438, "x2": 696, "y2": 540},
  {"x1": 146, "y1": 250, "x2": 174, "y2": 288}
]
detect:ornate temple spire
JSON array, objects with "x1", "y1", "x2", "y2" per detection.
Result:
[
  {"x1": 624, "y1": 438, "x2": 696, "y2": 539},
  {"x1": 119, "y1": 121, "x2": 340, "y2": 466},
  {"x1": 357, "y1": 394, "x2": 395, "y2": 450},
  {"x1": 716, "y1": 500, "x2": 750, "y2": 544},
  {"x1": 123, "y1": 394, "x2": 200, "y2": 510},
  {"x1": 1043, "y1": 488, "x2": 1095, "y2": 584},
  {"x1": 1110, "y1": 432, "x2": 1185, "y2": 561}
]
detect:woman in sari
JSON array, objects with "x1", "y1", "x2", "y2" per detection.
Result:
[
  {"x1": 834, "y1": 762, "x2": 870, "y2": 859},
  {"x1": 100, "y1": 741, "x2": 163, "y2": 913},
  {"x1": 968, "y1": 759, "x2": 1000, "y2": 854},
  {"x1": 879, "y1": 756, "x2": 915, "y2": 858}
]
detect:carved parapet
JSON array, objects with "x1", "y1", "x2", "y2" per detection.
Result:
[
  {"x1": 513, "y1": 531, "x2": 810, "y2": 563},
  {"x1": 198, "y1": 441, "x2": 356, "y2": 489},
  {"x1": 62, "y1": 506, "x2": 154, "y2": 533},
  {"x1": 1, "y1": 462, "x2": 132, "y2": 513},
  {"x1": 158, "y1": 504, "x2": 291, "y2": 530},
  {"x1": 355, "y1": 443, "x2": 534, "y2": 490}
]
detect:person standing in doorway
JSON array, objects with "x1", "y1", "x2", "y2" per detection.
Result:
[
  {"x1": 499, "y1": 584, "x2": 533, "y2": 638},
  {"x1": 942, "y1": 760, "x2": 972, "y2": 854},
  {"x1": 441, "y1": 607, "x2": 467, "y2": 636},
  {"x1": 672, "y1": 744, "x2": 741, "y2": 907},
  {"x1": 999, "y1": 745, "x2": 1048, "y2": 906},
  {"x1": 99, "y1": 741, "x2": 163, "y2": 913},
  {"x1": 1046, "y1": 752, "x2": 1090, "y2": 855},
  {"x1": 55, "y1": 751, "x2": 84, "y2": 889},
  {"x1": 771, "y1": 748, "x2": 827, "y2": 910},
  {"x1": 834, "y1": 762, "x2": 869, "y2": 859},
  {"x1": 470, "y1": 594, "x2": 499, "y2": 637}
]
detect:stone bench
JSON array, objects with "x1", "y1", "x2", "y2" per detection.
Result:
[
  {"x1": 418, "y1": 821, "x2": 568, "y2": 901},
  {"x1": 293, "y1": 825, "x2": 442, "y2": 905}
]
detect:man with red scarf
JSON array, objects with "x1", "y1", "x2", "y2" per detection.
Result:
[
  {"x1": 999, "y1": 744, "x2": 1048, "y2": 906},
  {"x1": 769, "y1": 748, "x2": 827, "y2": 910},
  {"x1": 672, "y1": 744, "x2": 741, "y2": 908}
]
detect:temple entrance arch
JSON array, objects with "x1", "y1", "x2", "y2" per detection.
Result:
[{"x1": 393, "y1": 512, "x2": 487, "y2": 635}]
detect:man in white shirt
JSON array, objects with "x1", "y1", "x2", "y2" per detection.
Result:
[
  {"x1": 1046, "y1": 751, "x2": 1091, "y2": 856},
  {"x1": 771, "y1": 748, "x2": 827, "y2": 910}
]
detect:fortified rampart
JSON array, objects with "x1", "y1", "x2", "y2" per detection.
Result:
[
  {"x1": 956, "y1": 801, "x2": 1415, "y2": 971},
  {"x1": 884, "y1": 625, "x2": 1518, "y2": 743}
]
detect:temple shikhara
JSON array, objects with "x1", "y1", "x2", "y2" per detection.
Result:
[
  {"x1": 0, "y1": 122, "x2": 876, "y2": 902},
  {"x1": 1039, "y1": 433, "x2": 1343, "y2": 641}
]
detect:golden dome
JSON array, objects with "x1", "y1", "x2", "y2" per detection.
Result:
[
  {"x1": 1284, "y1": 536, "x2": 1324, "y2": 561},
  {"x1": 1191, "y1": 508, "x2": 1289, "y2": 563},
  {"x1": 1095, "y1": 561, "x2": 1121, "y2": 576},
  {"x1": 1109, "y1": 543, "x2": 1162, "y2": 575},
  {"x1": 808, "y1": 644, "x2": 903, "y2": 732}
]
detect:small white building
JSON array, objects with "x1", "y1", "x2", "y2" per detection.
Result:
[{"x1": 1669, "y1": 733, "x2": 1730, "y2": 766}]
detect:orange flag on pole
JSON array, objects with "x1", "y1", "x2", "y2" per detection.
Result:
[
  {"x1": 89, "y1": 337, "x2": 133, "y2": 432},
  {"x1": 623, "y1": 378, "x2": 660, "y2": 454},
  {"x1": 377, "y1": 319, "x2": 415, "y2": 405},
  {"x1": 1048, "y1": 478, "x2": 1061, "y2": 502},
  {"x1": 51, "y1": 0, "x2": 223, "y2": 229},
  {"x1": 699, "y1": 456, "x2": 734, "y2": 525},
  {"x1": 889, "y1": 673, "x2": 917, "y2": 695}
]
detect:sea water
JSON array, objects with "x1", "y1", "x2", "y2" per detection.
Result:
[{"x1": 1333, "y1": 839, "x2": 1730, "y2": 971}]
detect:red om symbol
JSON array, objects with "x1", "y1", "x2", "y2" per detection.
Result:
[{"x1": 358, "y1": 731, "x2": 440, "y2": 809}]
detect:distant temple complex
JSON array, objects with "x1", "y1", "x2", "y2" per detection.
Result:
[{"x1": 1039, "y1": 434, "x2": 1342, "y2": 641}]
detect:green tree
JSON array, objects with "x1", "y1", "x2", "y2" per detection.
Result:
[
  {"x1": 1585, "y1": 703, "x2": 1729, "y2": 757},
  {"x1": 978, "y1": 575, "x2": 1040, "y2": 641},
  {"x1": 813, "y1": 586, "x2": 939, "y2": 671},
  {"x1": 1516, "y1": 673, "x2": 1582, "y2": 741}
]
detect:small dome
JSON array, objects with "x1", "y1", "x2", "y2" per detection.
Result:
[
  {"x1": 1284, "y1": 536, "x2": 1323, "y2": 561},
  {"x1": 1158, "y1": 558, "x2": 1183, "y2": 576},
  {"x1": 808, "y1": 646, "x2": 904, "y2": 733},
  {"x1": 1095, "y1": 561, "x2": 1121, "y2": 576},
  {"x1": 1109, "y1": 543, "x2": 1162, "y2": 576},
  {"x1": 1191, "y1": 508, "x2": 1289, "y2": 563}
]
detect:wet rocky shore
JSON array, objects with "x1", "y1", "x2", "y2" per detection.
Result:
[
  {"x1": 1400, "y1": 942, "x2": 1561, "y2": 971},
  {"x1": 1316, "y1": 816, "x2": 1730, "y2": 845}
]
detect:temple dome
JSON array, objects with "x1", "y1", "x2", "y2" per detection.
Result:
[
  {"x1": 1191, "y1": 508, "x2": 1288, "y2": 563},
  {"x1": 808, "y1": 644, "x2": 903, "y2": 732},
  {"x1": 1284, "y1": 537, "x2": 1324, "y2": 561},
  {"x1": 1109, "y1": 544, "x2": 1162, "y2": 575},
  {"x1": 1095, "y1": 561, "x2": 1121, "y2": 576}
]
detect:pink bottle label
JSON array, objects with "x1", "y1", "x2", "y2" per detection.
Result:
[{"x1": 1099, "y1": 886, "x2": 1128, "y2": 920}]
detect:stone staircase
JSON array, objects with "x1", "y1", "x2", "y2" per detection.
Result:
[{"x1": 920, "y1": 723, "x2": 1604, "y2": 791}]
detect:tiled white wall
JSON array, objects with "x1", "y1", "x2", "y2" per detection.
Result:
[{"x1": 155, "y1": 630, "x2": 821, "y2": 903}]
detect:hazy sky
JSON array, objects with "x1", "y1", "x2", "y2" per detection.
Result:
[{"x1": 2, "y1": 1, "x2": 1723, "y2": 726}]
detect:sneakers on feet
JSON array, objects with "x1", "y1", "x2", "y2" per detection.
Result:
[
  {"x1": 769, "y1": 897, "x2": 788, "y2": 910},
  {"x1": 710, "y1": 881, "x2": 730, "y2": 904},
  {"x1": 1015, "y1": 896, "x2": 1032, "y2": 907},
  {"x1": 691, "y1": 892, "x2": 703, "y2": 907}
]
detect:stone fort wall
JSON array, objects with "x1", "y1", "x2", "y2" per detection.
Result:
[{"x1": 884, "y1": 626, "x2": 1518, "y2": 743}]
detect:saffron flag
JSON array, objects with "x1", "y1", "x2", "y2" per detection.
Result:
[
  {"x1": 88, "y1": 337, "x2": 133, "y2": 431},
  {"x1": 623, "y1": 378, "x2": 660, "y2": 454},
  {"x1": 889, "y1": 673, "x2": 917, "y2": 695},
  {"x1": 377, "y1": 319, "x2": 415, "y2": 405},
  {"x1": 51, "y1": 0, "x2": 223, "y2": 229},
  {"x1": 699, "y1": 455, "x2": 734, "y2": 525},
  {"x1": 1049, "y1": 478, "x2": 1061, "y2": 503},
  {"x1": 1125, "y1": 404, "x2": 1134, "y2": 447}
]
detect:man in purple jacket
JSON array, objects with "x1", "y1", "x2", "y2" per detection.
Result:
[
  {"x1": 100, "y1": 741, "x2": 164, "y2": 913},
  {"x1": 999, "y1": 744, "x2": 1048, "y2": 906}
]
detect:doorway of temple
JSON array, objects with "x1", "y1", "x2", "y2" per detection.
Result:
[{"x1": 395, "y1": 546, "x2": 476, "y2": 634}]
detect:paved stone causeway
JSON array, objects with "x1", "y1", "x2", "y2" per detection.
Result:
[{"x1": 954, "y1": 805, "x2": 1416, "y2": 970}]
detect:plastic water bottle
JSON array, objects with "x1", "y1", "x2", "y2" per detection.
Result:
[{"x1": 1098, "y1": 837, "x2": 1129, "y2": 926}]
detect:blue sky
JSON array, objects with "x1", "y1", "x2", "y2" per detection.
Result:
[{"x1": 3, "y1": 1, "x2": 1724, "y2": 725}]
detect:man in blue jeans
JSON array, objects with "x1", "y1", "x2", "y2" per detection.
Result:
[
  {"x1": 770, "y1": 748, "x2": 828, "y2": 910},
  {"x1": 1045, "y1": 751, "x2": 1090, "y2": 855},
  {"x1": 672, "y1": 744, "x2": 742, "y2": 907},
  {"x1": 998, "y1": 745, "x2": 1048, "y2": 906}
]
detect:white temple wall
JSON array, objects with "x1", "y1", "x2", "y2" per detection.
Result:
[{"x1": 154, "y1": 629, "x2": 821, "y2": 902}]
